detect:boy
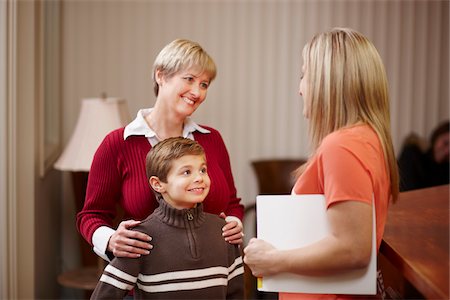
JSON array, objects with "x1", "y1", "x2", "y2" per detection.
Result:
[{"x1": 91, "y1": 137, "x2": 244, "y2": 299}]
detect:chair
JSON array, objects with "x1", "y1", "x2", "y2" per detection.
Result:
[
  {"x1": 244, "y1": 159, "x2": 306, "y2": 299},
  {"x1": 252, "y1": 159, "x2": 306, "y2": 195}
]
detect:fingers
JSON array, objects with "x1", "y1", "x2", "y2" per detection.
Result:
[
  {"x1": 110, "y1": 235, "x2": 152, "y2": 257},
  {"x1": 222, "y1": 225, "x2": 242, "y2": 237},
  {"x1": 246, "y1": 237, "x2": 258, "y2": 246},
  {"x1": 111, "y1": 238, "x2": 153, "y2": 258},
  {"x1": 117, "y1": 220, "x2": 152, "y2": 243},
  {"x1": 222, "y1": 222, "x2": 238, "y2": 232},
  {"x1": 222, "y1": 216, "x2": 244, "y2": 244},
  {"x1": 243, "y1": 238, "x2": 262, "y2": 258},
  {"x1": 222, "y1": 220, "x2": 244, "y2": 244},
  {"x1": 243, "y1": 238, "x2": 266, "y2": 277},
  {"x1": 128, "y1": 228, "x2": 152, "y2": 243},
  {"x1": 109, "y1": 220, "x2": 153, "y2": 258},
  {"x1": 112, "y1": 245, "x2": 145, "y2": 258},
  {"x1": 119, "y1": 219, "x2": 141, "y2": 229},
  {"x1": 225, "y1": 232, "x2": 244, "y2": 244},
  {"x1": 121, "y1": 235, "x2": 153, "y2": 252},
  {"x1": 222, "y1": 220, "x2": 242, "y2": 234}
]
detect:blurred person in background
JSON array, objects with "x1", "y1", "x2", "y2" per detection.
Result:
[{"x1": 398, "y1": 120, "x2": 449, "y2": 191}]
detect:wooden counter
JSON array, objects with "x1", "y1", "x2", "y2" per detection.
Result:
[{"x1": 380, "y1": 184, "x2": 449, "y2": 299}]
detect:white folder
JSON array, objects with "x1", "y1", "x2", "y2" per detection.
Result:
[{"x1": 256, "y1": 194, "x2": 376, "y2": 295}]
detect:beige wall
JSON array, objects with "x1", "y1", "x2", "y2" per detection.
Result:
[
  {"x1": 1, "y1": 0, "x2": 63, "y2": 298},
  {"x1": 2, "y1": 0, "x2": 38, "y2": 298},
  {"x1": 61, "y1": 0, "x2": 449, "y2": 210},
  {"x1": 0, "y1": 0, "x2": 8, "y2": 295}
]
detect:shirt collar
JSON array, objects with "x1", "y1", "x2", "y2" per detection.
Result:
[{"x1": 123, "y1": 108, "x2": 210, "y2": 140}]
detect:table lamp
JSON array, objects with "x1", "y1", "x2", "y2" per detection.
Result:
[{"x1": 54, "y1": 96, "x2": 131, "y2": 292}]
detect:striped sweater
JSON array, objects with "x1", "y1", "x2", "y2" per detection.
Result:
[
  {"x1": 77, "y1": 126, "x2": 244, "y2": 246},
  {"x1": 90, "y1": 200, "x2": 245, "y2": 299}
]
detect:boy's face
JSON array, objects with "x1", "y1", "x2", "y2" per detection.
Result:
[{"x1": 151, "y1": 154, "x2": 210, "y2": 210}]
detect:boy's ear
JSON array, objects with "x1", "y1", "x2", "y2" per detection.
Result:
[{"x1": 149, "y1": 176, "x2": 165, "y2": 193}]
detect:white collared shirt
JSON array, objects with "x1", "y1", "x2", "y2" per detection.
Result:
[{"x1": 123, "y1": 108, "x2": 210, "y2": 146}]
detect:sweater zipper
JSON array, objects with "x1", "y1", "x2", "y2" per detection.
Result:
[{"x1": 186, "y1": 210, "x2": 199, "y2": 259}]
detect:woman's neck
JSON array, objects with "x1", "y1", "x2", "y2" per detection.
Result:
[{"x1": 146, "y1": 105, "x2": 184, "y2": 140}]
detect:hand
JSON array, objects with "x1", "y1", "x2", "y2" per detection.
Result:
[
  {"x1": 243, "y1": 238, "x2": 278, "y2": 277},
  {"x1": 107, "y1": 220, "x2": 153, "y2": 258},
  {"x1": 220, "y1": 212, "x2": 244, "y2": 244}
]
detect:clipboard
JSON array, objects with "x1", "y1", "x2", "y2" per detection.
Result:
[{"x1": 256, "y1": 194, "x2": 376, "y2": 295}]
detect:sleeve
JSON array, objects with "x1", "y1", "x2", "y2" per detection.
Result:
[
  {"x1": 226, "y1": 245, "x2": 245, "y2": 299},
  {"x1": 77, "y1": 131, "x2": 122, "y2": 246},
  {"x1": 92, "y1": 226, "x2": 115, "y2": 261},
  {"x1": 214, "y1": 130, "x2": 244, "y2": 220},
  {"x1": 318, "y1": 136, "x2": 374, "y2": 207},
  {"x1": 90, "y1": 257, "x2": 141, "y2": 300}
]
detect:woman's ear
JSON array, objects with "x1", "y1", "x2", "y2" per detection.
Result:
[
  {"x1": 155, "y1": 69, "x2": 164, "y2": 86},
  {"x1": 149, "y1": 176, "x2": 165, "y2": 193}
]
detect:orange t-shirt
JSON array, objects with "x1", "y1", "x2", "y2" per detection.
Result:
[{"x1": 282, "y1": 125, "x2": 390, "y2": 300}]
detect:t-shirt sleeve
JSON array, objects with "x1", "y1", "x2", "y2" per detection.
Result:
[{"x1": 318, "y1": 135, "x2": 374, "y2": 207}]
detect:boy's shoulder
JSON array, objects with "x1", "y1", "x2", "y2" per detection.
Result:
[
  {"x1": 203, "y1": 212, "x2": 227, "y2": 226},
  {"x1": 129, "y1": 213, "x2": 159, "y2": 233}
]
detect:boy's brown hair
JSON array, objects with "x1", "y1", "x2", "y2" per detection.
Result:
[{"x1": 145, "y1": 137, "x2": 206, "y2": 183}]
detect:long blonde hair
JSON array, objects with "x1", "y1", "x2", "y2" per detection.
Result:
[{"x1": 300, "y1": 27, "x2": 399, "y2": 202}]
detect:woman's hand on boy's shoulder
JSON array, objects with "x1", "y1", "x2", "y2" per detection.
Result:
[
  {"x1": 220, "y1": 213, "x2": 244, "y2": 245},
  {"x1": 108, "y1": 220, "x2": 153, "y2": 258}
]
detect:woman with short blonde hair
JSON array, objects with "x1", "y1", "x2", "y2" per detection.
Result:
[{"x1": 78, "y1": 39, "x2": 244, "y2": 265}]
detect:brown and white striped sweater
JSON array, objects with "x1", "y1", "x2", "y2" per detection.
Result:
[{"x1": 90, "y1": 200, "x2": 244, "y2": 299}]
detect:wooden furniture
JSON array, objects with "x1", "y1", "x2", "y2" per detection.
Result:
[
  {"x1": 380, "y1": 184, "x2": 449, "y2": 299},
  {"x1": 252, "y1": 159, "x2": 306, "y2": 195},
  {"x1": 57, "y1": 265, "x2": 101, "y2": 291}
]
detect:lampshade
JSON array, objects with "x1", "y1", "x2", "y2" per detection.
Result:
[{"x1": 54, "y1": 97, "x2": 131, "y2": 171}]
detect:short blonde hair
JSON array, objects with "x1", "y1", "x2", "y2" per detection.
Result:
[
  {"x1": 146, "y1": 137, "x2": 206, "y2": 183},
  {"x1": 302, "y1": 27, "x2": 399, "y2": 202},
  {"x1": 152, "y1": 39, "x2": 217, "y2": 96}
]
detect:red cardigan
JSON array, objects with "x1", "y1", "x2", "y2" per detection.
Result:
[{"x1": 76, "y1": 126, "x2": 243, "y2": 245}]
